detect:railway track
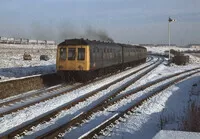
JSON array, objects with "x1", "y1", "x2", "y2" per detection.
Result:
[
  {"x1": 0, "y1": 57, "x2": 160, "y2": 138},
  {"x1": 0, "y1": 56, "x2": 153, "y2": 108},
  {"x1": 37, "y1": 67, "x2": 200, "y2": 139},
  {"x1": 29, "y1": 58, "x2": 162, "y2": 138},
  {"x1": 0, "y1": 57, "x2": 155, "y2": 118},
  {"x1": 79, "y1": 69, "x2": 200, "y2": 139}
]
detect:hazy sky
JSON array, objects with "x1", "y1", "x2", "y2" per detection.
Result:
[{"x1": 0, "y1": 0, "x2": 200, "y2": 45}]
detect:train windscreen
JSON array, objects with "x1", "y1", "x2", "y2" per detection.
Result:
[{"x1": 68, "y1": 48, "x2": 76, "y2": 60}]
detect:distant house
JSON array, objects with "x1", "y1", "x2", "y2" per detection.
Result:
[
  {"x1": 37, "y1": 40, "x2": 46, "y2": 45},
  {"x1": 188, "y1": 44, "x2": 200, "y2": 49},
  {"x1": 7, "y1": 37, "x2": 15, "y2": 44},
  {"x1": 28, "y1": 39, "x2": 37, "y2": 44},
  {"x1": 139, "y1": 44, "x2": 155, "y2": 47},
  {"x1": 21, "y1": 38, "x2": 28, "y2": 44},
  {"x1": 14, "y1": 38, "x2": 21, "y2": 44},
  {"x1": 155, "y1": 44, "x2": 177, "y2": 47},
  {"x1": 0, "y1": 36, "x2": 56, "y2": 45},
  {"x1": 0, "y1": 37, "x2": 8, "y2": 43},
  {"x1": 45, "y1": 40, "x2": 56, "y2": 45}
]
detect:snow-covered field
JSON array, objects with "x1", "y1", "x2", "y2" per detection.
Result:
[
  {"x1": 146, "y1": 46, "x2": 200, "y2": 54},
  {"x1": 0, "y1": 44, "x2": 200, "y2": 81},
  {"x1": 0, "y1": 44, "x2": 200, "y2": 138},
  {"x1": 0, "y1": 44, "x2": 57, "y2": 81}
]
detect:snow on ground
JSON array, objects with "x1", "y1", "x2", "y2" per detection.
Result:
[
  {"x1": 101, "y1": 71, "x2": 200, "y2": 139},
  {"x1": 17, "y1": 60, "x2": 159, "y2": 138},
  {"x1": 1, "y1": 44, "x2": 200, "y2": 81},
  {"x1": 153, "y1": 130, "x2": 200, "y2": 139},
  {"x1": 186, "y1": 53, "x2": 200, "y2": 64},
  {"x1": 0, "y1": 44, "x2": 57, "y2": 81},
  {"x1": 65, "y1": 68, "x2": 200, "y2": 139},
  {"x1": 0, "y1": 58, "x2": 156, "y2": 135},
  {"x1": 0, "y1": 44, "x2": 200, "y2": 138}
]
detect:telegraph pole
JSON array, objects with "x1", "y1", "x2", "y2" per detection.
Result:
[{"x1": 168, "y1": 17, "x2": 176, "y2": 60}]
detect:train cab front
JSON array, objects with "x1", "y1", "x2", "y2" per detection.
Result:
[{"x1": 56, "y1": 44, "x2": 90, "y2": 81}]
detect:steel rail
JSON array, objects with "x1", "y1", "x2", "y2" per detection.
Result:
[
  {"x1": 34, "y1": 59, "x2": 163, "y2": 139},
  {"x1": 0, "y1": 57, "x2": 159, "y2": 139},
  {"x1": 38, "y1": 67, "x2": 200, "y2": 139},
  {"x1": 80, "y1": 70, "x2": 200, "y2": 139}
]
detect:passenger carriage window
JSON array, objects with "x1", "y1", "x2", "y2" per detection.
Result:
[
  {"x1": 78, "y1": 48, "x2": 85, "y2": 60},
  {"x1": 60, "y1": 48, "x2": 66, "y2": 60},
  {"x1": 68, "y1": 48, "x2": 76, "y2": 60}
]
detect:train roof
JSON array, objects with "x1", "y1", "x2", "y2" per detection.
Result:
[
  {"x1": 58, "y1": 39, "x2": 146, "y2": 49},
  {"x1": 58, "y1": 39, "x2": 115, "y2": 46},
  {"x1": 117, "y1": 43, "x2": 146, "y2": 49}
]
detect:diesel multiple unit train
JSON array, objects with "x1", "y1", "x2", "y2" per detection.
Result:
[{"x1": 56, "y1": 39, "x2": 147, "y2": 81}]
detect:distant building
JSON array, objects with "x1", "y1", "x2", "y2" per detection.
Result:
[
  {"x1": 14, "y1": 38, "x2": 21, "y2": 44},
  {"x1": 7, "y1": 37, "x2": 14, "y2": 44},
  {"x1": 0, "y1": 35, "x2": 56, "y2": 45},
  {"x1": 28, "y1": 39, "x2": 37, "y2": 44},
  {"x1": 0, "y1": 37, "x2": 8, "y2": 43},
  {"x1": 37, "y1": 40, "x2": 46, "y2": 45},
  {"x1": 21, "y1": 38, "x2": 28, "y2": 44},
  {"x1": 45, "y1": 40, "x2": 56, "y2": 45},
  {"x1": 139, "y1": 44, "x2": 155, "y2": 47},
  {"x1": 188, "y1": 44, "x2": 200, "y2": 49},
  {"x1": 156, "y1": 44, "x2": 177, "y2": 47}
]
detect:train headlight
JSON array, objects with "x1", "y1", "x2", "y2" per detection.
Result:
[{"x1": 78, "y1": 65, "x2": 83, "y2": 70}]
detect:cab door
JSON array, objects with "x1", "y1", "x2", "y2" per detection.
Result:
[
  {"x1": 76, "y1": 47, "x2": 86, "y2": 70},
  {"x1": 76, "y1": 46, "x2": 90, "y2": 71}
]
